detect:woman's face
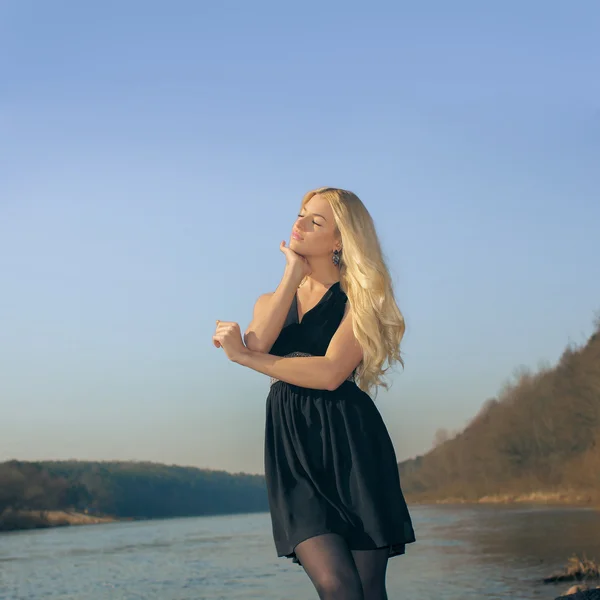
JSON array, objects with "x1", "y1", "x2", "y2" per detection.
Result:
[{"x1": 289, "y1": 194, "x2": 340, "y2": 258}]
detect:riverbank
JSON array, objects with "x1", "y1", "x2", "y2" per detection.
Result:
[
  {"x1": 0, "y1": 509, "x2": 118, "y2": 532},
  {"x1": 407, "y1": 490, "x2": 600, "y2": 508}
]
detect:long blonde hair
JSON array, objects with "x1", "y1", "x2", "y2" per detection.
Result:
[{"x1": 301, "y1": 187, "x2": 405, "y2": 395}]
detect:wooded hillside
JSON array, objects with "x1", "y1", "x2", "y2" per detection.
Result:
[{"x1": 399, "y1": 320, "x2": 600, "y2": 504}]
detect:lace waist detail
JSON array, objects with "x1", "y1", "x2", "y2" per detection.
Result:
[{"x1": 269, "y1": 352, "x2": 356, "y2": 386}]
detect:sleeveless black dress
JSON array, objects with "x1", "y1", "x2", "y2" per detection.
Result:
[{"x1": 264, "y1": 281, "x2": 416, "y2": 565}]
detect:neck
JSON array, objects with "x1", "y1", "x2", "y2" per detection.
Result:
[{"x1": 302, "y1": 256, "x2": 340, "y2": 289}]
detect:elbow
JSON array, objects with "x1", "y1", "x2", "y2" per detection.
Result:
[
  {"x1": 325, "y1": 367, "x2": 355, "y2": 391},
  {"x1": 323, "y1": 360, "x2": 348, "y2": 391},
  {"x1": 252, "y1": 344, "x2": 271, "y2": 354},
  {"x1": 243, "y1": 332, "x2": 270, "y2": 354},
  {"x1": 325, "y1": 375, "x2": 343, "y2": 392}
]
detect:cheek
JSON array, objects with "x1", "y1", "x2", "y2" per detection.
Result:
[{"x1": 313, "y1": 229, "x2": 335, "y2": 248}]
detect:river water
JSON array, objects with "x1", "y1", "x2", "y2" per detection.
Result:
[{"x1": 1, "y1": 505, "x2": 599, "y2": 599}]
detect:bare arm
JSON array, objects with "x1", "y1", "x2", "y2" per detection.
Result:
[
  {"x1": 243, "y1": 269, "x2": 299, "y2": 353},
  {"x1": 238, "y1": 304, "x2": 362, "y2": 390},
  {"x1": 243, "y1": 241, "x2": 310, "y2": 353}
]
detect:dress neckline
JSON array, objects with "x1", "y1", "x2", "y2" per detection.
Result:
[{"x1": 295, "y1": 281, "x2": 340, "y2": 325}]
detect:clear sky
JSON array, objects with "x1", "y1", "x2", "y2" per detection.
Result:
[{"x1": 1, "y1": 1, "x2": 599, "y2": 475}]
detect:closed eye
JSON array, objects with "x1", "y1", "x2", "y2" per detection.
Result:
[{"x1": 297, "y1": 213, "x2": 322, "y2": 227}]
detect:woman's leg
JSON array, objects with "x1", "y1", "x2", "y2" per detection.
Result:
[
  {"x1": 294, "y1": 533, "x2": 364, "y2": 600},
  {"x1": 350, "y1": 548, "x2": 389, "y2": 600}
]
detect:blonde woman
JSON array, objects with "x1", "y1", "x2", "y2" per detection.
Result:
[{"x1": 213, "y1": 187, "x2": 416, "y2": 600}]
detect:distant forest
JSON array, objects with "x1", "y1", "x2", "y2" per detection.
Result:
[
  {"x1": 0, "y1": 460, "x2": 268, "y2": 530},
  {"x1": 399, "y1": 318, "x2": 600, "y2": 504}
]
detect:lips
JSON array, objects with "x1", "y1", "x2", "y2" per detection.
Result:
[{"x1": 291, "y1": 230, "x2": 303, "y2": 241}]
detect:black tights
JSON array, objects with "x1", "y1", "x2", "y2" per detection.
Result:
[{"x1": 294, "y1": 533, "x2": 389, "y2": 600}]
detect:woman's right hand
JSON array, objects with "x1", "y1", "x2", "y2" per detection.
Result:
[{"x1": 280, "y1": 240, "x2": 311, "y2": 285}]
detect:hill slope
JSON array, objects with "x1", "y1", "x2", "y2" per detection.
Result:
[{"x1": 399, "y1": 322, "x2": 600, "y2": 504}]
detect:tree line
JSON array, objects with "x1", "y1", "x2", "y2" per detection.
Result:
[{"x1": 0, "y1": 459, "x2": 269, "y2": 530}]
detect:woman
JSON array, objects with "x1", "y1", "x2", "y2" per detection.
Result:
[{"x1": 213, "y1": 187, "x2": 416, "y2": 600}]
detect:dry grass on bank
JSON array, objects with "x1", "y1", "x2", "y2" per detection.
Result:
[
  {"x1": 407, "y1": 488, "x2": 600, "y2": 508},
  {"x1": 0, "y1": 509, "x2": 116, "y2": 531},
  {"x1": 545, "y1": 555, "x2": 600, "y2": 583}
]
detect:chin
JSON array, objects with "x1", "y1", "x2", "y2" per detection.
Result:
[{"x1": 290, "y1": 239, "x2": 308, "y2": 255}]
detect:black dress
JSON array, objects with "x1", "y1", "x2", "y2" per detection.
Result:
[{"x1": 264, "y1": 281, "x2": 416, "y2": 565}]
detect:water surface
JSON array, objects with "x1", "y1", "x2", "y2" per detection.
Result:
[{"x1": 1, "y1": 505, "x2": 599, "y2": 599}]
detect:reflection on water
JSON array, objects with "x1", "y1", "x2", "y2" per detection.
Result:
[
  {"x1": 0, "y1": 505, "x2": 598, "y2": 599},
  {"x1": 405, "y1": 504, "x2": 600, "y2": 600}
]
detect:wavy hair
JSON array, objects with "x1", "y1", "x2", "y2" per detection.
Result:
[{"x1": 300, "y1": 187, "x2": 405, "y2": 395}]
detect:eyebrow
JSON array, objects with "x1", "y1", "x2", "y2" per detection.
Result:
[{"x1": 303, "y1": 210, "x2": 327, "y2": 221}]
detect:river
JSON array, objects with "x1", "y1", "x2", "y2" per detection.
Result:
[{"x1": 1, "y1": 504, "x2": 599, "y2": 599}]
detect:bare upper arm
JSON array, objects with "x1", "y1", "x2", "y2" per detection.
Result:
[{"x1": 324, "y1": 303, "x2": 363, "y2": 389}]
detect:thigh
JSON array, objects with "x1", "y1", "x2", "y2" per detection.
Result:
[
  {"x1": 294, "y1": 533, "x2": 363, "y2": 599},
  {"x1": 351, "y1": 547, "x2": 389, "y2": 600}
]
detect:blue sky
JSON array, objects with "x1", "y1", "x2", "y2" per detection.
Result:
[{"x1": 1, "y1": 1, "x2": 599, "y2": 475}]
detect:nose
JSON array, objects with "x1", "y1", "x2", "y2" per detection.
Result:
[{"x1": 296, "y1": 215, "x2": 308, "y2": 231}]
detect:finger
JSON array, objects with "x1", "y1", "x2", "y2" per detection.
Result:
[{"x1": 212, "y1": 335, "x2": 222, "y2": 348}]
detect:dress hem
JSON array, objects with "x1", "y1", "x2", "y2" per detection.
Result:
[{"x1": 277, "y1": 530, "x2": 410, "y2": 565}]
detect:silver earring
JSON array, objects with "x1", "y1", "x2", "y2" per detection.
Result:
[{"x1": 332, "y1": 249, "x2": 341, "y2": 266}]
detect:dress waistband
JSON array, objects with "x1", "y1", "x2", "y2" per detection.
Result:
[{"x1": 269, "y1": 352, "x2": 356, "y2": 386}]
